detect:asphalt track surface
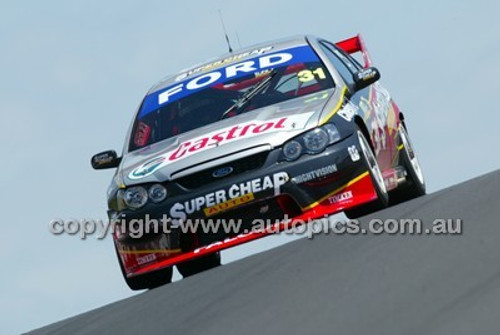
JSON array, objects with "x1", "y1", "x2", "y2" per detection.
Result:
[{"x1": 28, "y1": 170, "x2": 500, "y2": 335}]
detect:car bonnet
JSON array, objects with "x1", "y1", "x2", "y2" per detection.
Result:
[{"x1": 120, "y1": 90, "x2": 334, "y2": 185}]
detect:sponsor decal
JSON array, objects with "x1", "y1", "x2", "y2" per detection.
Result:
[
  {"x1": 139, "y1": 45, "x2": 319, "y2": 118},
  {"x1": 370, "y1": 86, "x2": 390, "y2": 154},
  {"x1": 133, "y1": 121, "x2": 151, "y2": 147},
  {"x1": 129, "y1": 156, "x2": 166, "y2": 179},
  {"x1": 370, "y1": 121, "x2": 387, "y2": 155},
  {"x1": 175, "y1": 46, "x2": 274, "y2": 82},
  {"x1": 359, "y1": 96, "x2": 371, "y2": 116},
  {"x1": 136, "y1": 253, "x2": 156, "y2": 265},
  {"x1": 348, "y1": 145, "x2": 360, "y2": 162},
  {"x1": 203, "y1": 193, "x2": 255, "y2": 217},
  {"x1": 128, "y1": 114, "x2": 312, "y2": 179},
  {"x1": 292, "y1": 164, "x2": 337, "y2": 184},
  {"x1": 194, "y1": 232, "x2": 254, "y2": 254},
  {"x1": 337, "y1": 102, "x2": 357, "y2": 122},
  {"x1": 355, "y1": 68, "x2": 378, "y2": 82},
  {"x1": 327, "y1": 190, "x2": 353, "y2": 204},
  {"x1": 304, "y1": 92, "x2": 329, "y2": 104},
  {"x1": 93, "y1": 153, "x2": 114, "y2": 165},
  {"x1": 169, "y1": 172, "x2": 289, "y2": 220}
]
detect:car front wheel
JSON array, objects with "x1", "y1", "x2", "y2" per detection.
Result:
[{"x1": 345, "y1": 127, "x2": 389, "y2": 219}]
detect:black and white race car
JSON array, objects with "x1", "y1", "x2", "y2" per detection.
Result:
[{"x1": 92, "y1": 34, "x2": 425, "y2": 290}]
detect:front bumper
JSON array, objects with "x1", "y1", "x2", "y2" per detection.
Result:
[{"x1": 114, "y1": 134, "x2": 378, "y2": 276}]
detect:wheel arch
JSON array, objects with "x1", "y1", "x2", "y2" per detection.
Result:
[
  {"x1": 353, "y1": 116, "x2": 375, "y2": 152},
  {"x1": 399, "y1": 111, "x2": 407, "y2": 131}
]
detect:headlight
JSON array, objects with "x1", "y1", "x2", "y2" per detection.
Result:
[
  {"x1": 148, "y1": 184, "x2": 167, "y2": 203},
  {"x1": 303, "y1": 128, "x2": 329, "y2": 153},
  {"x1": 324, "y1": 123, "x2": 341, "y2": 143},
  {"x1": 283, "y1": 141, "x2": 302, "y2": 161},
  {"x1": 280, "y1": 123, "x2": 342, "y2": 162},
  {"x1": 123, "y1": 186, "x2": 148, "y2": 209}
]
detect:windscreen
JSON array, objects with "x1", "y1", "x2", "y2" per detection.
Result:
[{"x1": 129, "y1": 44, "x2": 334, "y2": 151}]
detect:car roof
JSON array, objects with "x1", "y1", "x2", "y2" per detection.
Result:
[{"x1": 148, "y1": 35, "x2": 315, "y2": 95}]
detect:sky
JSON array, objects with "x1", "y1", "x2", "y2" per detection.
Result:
[{"x1": 1, "y1": 0, "x2": 499, "y2": 333}]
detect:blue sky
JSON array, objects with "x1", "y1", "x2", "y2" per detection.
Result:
[{"x1": 1, "y1": 1, "x2": 499, "y2": 333}]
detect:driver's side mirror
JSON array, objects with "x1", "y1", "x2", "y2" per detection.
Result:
[
  {"x1": 353, "y1": 67, "x2": 381, "y2": 91},
  {"x1": 91, "y1": 150, "x2": 121, "y2": 170}
]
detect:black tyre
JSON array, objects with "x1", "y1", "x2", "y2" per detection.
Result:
[
  {"x1": 115, "y1": 246, "x2": 173, "y2": 290},
  {"x1": 345, "y1": 127, "x2": 389, "y2": 219},
  {"x1": 390, "y1": 125, "x2": 426, "y2": 203},
  {"x1": 176, "y1": 252, "x2": 221, "y2": 278}
]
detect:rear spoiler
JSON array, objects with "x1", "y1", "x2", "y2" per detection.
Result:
[{"x1": 335, "y1": 34, "x2": 372, "y2": 68}]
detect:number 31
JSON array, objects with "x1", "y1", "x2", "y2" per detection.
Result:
[{"x1": 297, "y1": 67, "x2": 326, "y2": 83}]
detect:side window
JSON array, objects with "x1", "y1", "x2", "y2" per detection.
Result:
[
  {"x1": 346, "y1": 52, "x2": 364, "y2": 70},
  {"x1": 324, "y1": 42, "x2": 361, "y2": 72},
  {"x1": 319, "y1": 42, "x2": 358, "y2": 87}
]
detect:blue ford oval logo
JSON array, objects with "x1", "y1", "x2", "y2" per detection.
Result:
[{"x1": 212, "y1": 166, "x2": 233, "y2": 178}]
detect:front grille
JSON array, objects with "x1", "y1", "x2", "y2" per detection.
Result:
[{"x1": 175, "y1": 151, "x2": 269, "y2": 189}]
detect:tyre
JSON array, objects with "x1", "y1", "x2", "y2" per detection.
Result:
[
  {"x1": 115, "y1": 246, "x2": 173, "y2": 290},
  {"x1": 390, "y1": 124, "x2": 426, "y2": 203},
  {"x1": 176, "y1": 252, "x2": 221, "y2": 278},
  {"x1": 345, "y1": 127, "x2": 389, "y2": 219}
]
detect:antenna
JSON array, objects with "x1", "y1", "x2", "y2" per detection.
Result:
[{"x1": 218, "y1": 10, "x2": 233, "y2": 53}]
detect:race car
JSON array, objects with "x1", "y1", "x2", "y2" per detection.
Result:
[{"x1": 91, "y1": 34, "x2": 425, "y2": 290}]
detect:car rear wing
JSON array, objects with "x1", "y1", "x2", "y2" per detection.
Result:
[{"x1": 335, "y1": 34, "x2": 373, "y2": 68}]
